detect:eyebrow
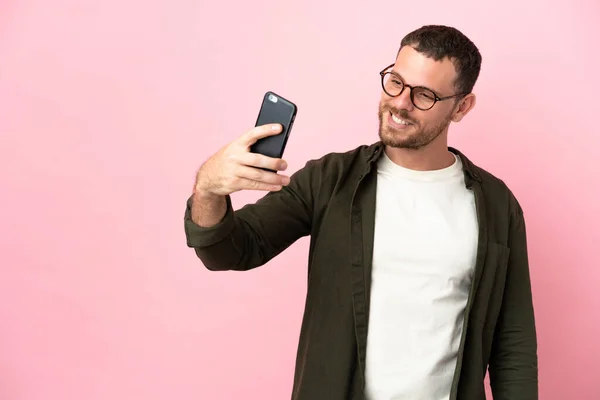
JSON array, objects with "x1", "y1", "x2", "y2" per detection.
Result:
[{"x1": 389, "y1": 69, "x2": 445, "y2": 97}]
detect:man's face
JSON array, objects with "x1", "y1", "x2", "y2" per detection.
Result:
[{"x1": 378, "y1": 46, "x2": 461, "y2": 150}]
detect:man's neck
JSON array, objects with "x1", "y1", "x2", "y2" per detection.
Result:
[{"x1": 384, "y1": 143, "x2": 455, "y2": 171}]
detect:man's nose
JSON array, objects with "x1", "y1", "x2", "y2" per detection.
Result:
[{"x1": 389, "y1": 87, "x2": 414, "y2": 111}]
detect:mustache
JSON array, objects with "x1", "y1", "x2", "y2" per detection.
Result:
[{"x1": 382, "y1": 106, "x2": 417, "y2": 124}]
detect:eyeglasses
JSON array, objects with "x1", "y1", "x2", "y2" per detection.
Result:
[{"x1": 379, "y1": 63, "x2": 468, "y2": 111}]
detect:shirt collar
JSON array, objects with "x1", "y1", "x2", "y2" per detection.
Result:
[{"x1": 365, "y1": 141, "x2": 482, "y2": 183}]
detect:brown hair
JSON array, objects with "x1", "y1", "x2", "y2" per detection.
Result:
[{"x1": 400, "y1": 25, "x2": 482, "y2": 94}]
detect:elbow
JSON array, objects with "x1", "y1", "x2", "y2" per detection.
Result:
[
  {"x1": 194, "y1": 247, "x2": 238, "y2": 271},
  {"x1": 188, "y1": 227, "x2": 263, "y2": 271},
  {"x1": 193, "y1": 246, "x2": 258, "y2": 271}
]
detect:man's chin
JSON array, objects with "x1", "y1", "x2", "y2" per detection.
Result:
[
  {"x1": 379, "y1": 128, "x2": 421, "y2": 149},
  {"x1": 382, "y1": 138, "x2": 424, "y2": 150}
]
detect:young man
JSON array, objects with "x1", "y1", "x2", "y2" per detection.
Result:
[{"x1": 184, "y1": 25, "x2": 538, "y2": 400}]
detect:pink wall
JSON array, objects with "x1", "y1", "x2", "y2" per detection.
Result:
[{"x1": 1, "y1": 0, "x2": 598, "y2": 399}]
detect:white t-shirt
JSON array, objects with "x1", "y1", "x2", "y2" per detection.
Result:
[{"x1": 364, "y1": 150, "x2": 479, "y2": 400}]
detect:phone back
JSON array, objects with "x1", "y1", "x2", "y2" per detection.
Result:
[{"x1": 250, "y1": 92, "x2": 297, "y2": 159}]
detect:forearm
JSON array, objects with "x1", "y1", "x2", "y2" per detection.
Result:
[
  {"x1": 185, "y1": 194, "x2": 253, "y2": 271},
  {"x1": 489, "y1": 206, "x2": 538, "y2": 399},
  {"x1": 190, "y1": 189, "x2": 227, "y2": 228},
  {"x1": 184, "y1": 161, "x2": 316, "y2": 271},
  {"x1": 489, "y1": 322, "x2": 538, "y2": 399}
]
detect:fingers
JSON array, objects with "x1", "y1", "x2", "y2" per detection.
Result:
[
  {"x1": 241, "y1": 178, "x2": 283, "y2": 192},
  {"x1": 232, "y1": 151, "x2": 288, "y2": 172},
  {"x1": 225, "y1": 176, "x2": 284, "y2": 193},
  {"x1": 235, "y1": 165, "x2": 290, "y2": 187},
  {"x1": 198, "y1": 124, "x2": 290, "y2": 196},
  {"x1": 240, "y1": 123, "x2": 283, "y2": 147}
]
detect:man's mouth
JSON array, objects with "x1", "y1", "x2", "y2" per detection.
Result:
[{"x1": 390, "y1": 111, "x2": 413, "y2": 126}]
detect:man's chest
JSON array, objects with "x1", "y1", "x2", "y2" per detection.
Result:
[{"x1": 372, "y1": 177, "x2": 479, "y2": 280}]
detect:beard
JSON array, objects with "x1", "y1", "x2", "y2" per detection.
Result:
[{"x1": 378, "y1": 102, "x2": 452, "y2": 150}]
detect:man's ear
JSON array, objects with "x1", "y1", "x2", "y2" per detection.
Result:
[{"x1": 452, "y1": 93, "x2": 476, "y2": 123}]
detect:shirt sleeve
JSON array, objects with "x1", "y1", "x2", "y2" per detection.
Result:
[{"x1": 488, "y1": 202, "x2": 539, "y2": 399}]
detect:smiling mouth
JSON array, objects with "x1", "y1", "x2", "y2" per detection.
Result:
[{"x1": 390, "y1": 111, "x2": 413, "y2": 126}]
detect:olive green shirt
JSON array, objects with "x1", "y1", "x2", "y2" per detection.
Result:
[{"x1": 183, "y1": 142, "x2": 538, "y2": 400}]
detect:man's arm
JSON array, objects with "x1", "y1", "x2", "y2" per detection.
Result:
[
  {"x1": 190, "y1": 190, "x2": 228, "y2": 228},
  {"x1": 184, "y1": 159, "x2": 316, "y2": 271},
  {"x1": 488, "y1": 203, "x2": 538, "y2": 399},
  {"x1": 183, "y1": 123, "x2": 317, "y2": 271}
]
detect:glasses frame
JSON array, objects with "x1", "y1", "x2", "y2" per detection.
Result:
[{"x1": 379, "y1": 63, "x2": 468, "y2": 111}]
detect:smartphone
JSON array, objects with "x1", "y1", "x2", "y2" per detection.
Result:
[{"x1": 250, "y1": 91, "x2": 297, "y2": 171}]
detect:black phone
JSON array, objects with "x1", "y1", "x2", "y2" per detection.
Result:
[{"x1": 250, "y1": 91, "x2": 297, "y2": 171}]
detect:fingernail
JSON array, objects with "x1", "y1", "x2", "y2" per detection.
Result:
[
  {"x1": 280, "y1": 161, "x2": 288, "y2": 169},
  {"x1": 272, "y1": 124, "x2": 280, "y2": 130}
]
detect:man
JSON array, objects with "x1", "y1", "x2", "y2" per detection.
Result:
[{"x1": 184, "y1": 25, "x2": 538, "y2": 400}]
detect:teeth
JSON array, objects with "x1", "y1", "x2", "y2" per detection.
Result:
[{"x1": 391, "y1": 113, "x2": 411, "y2": 125}]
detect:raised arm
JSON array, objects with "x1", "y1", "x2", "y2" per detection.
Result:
[{"x1": 184, "y1": 124, "x2": 317, "y2": 271}]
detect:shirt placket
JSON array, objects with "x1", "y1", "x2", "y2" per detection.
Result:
[{"x1": 349, "y1": 155, "x2": 379, "y2": 389}]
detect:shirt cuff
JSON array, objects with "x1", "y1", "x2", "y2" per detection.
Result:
[{"x1": 183, "y1": 194, "x2": 236, "y2": 248}]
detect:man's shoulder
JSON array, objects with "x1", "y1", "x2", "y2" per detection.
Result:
[
  {"x1": 302, "y1": 142, "x2": 381, "y2": 173},
  {"x1": 462, "y1": 152, "x2": 524, "y2": 216},
  {"x1": 285, "y1": 142, "x2": 381, "y2": 199}
]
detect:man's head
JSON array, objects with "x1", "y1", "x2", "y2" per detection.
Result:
[{"x1": 378, "y1": 25, "x2": 481, "y2": 150}]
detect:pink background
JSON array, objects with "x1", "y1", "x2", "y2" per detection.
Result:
[{"x1": 1, "y1": 0, "x2": 599, "y2": 399}]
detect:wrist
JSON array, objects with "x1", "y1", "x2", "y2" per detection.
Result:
[
  {"x1": 193, "y1": 171, "x2": 212, "y2": 197},
  {"x1": 193, "y1": 185, "x2": 217, "y2": 200}
]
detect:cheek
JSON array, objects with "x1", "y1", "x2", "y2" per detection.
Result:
[
  {"x1": 409, "y1": 111, "x2": 426, "y2": 126},
  {"x1": 420, "y1": 110, "x2": 447, "y2": 125},
  {"x1": 378, "y1": 101, "x2": 390, "y2": 118},
  {"x1": 378, "y1": 98, "x2": 389, "y2": 111}
]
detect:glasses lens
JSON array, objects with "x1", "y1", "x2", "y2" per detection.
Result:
[
  {"x1": 412, "y1": 87, "x2": 436, "y2": 110},
  {"x1": 382, "y1": 73, "x2": 403, "y2": 96}
]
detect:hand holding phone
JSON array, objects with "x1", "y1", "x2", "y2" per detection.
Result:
[
  {"x1": 194, "y1": 92, "x2": 297, "y2": 197},
  {"x1": 195, "y1": 123, "x2": 290, "y2": 197}
]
